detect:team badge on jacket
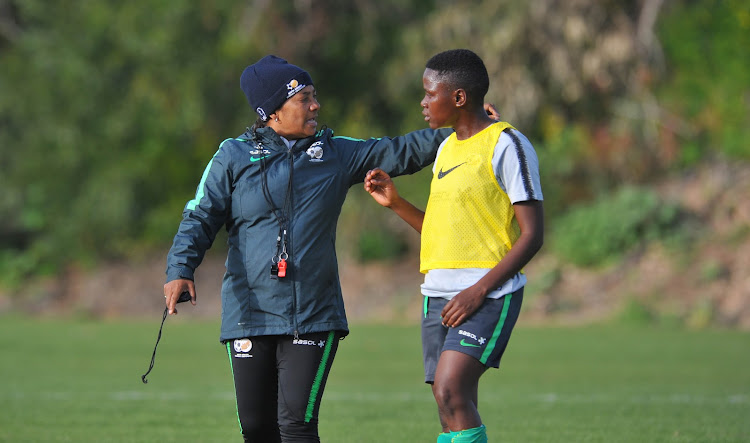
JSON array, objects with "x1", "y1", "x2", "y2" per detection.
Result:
[{"x1": 306, "y1": 141, "x2": 324, "y2": 162}]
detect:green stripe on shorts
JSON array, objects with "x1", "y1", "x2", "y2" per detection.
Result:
[{"x1": 480, "y1": 294, "x2": 512, "y2": 365}]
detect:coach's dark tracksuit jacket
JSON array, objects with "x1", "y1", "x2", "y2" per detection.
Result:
[{"x1": 166, "y1": 126, "x2": 450, "y2": 342}]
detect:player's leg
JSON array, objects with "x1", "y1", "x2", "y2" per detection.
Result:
[
  {"x1": 276, "y1": 331, "x2": 340, "y2": 442},
  {"x1": 432, "y1": 383, "x2": 451, "y2": 431},
  {"x1": 422, "y1": 296, "x2": 451, "y2": 434},
  {"x1": 432, "y1": 350, "x2": 486, "y2": 431},
  {"x1": 433, "y1": 360, "x2": 483, "y2": 442},
  {"x1": 226, "y1": 336, "x2": 282, "y2": 442},
  {"x1": 435, "y1": 289, "x2": 524, "y2": 441}
]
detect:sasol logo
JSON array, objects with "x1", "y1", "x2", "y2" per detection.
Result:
[
  {"x1": 458, "y1": 330, "x2": 486, "y2": 344},
  {"x1": 306, "y1": 141, "x2": 324, "y2": 162},
  {"x1": 294, "y1": 339, "x2": 326, "y2": 348}
]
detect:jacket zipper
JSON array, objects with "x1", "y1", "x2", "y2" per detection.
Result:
[{"x1": 287, "y1": 147, "x2": 299, "y2": 339}]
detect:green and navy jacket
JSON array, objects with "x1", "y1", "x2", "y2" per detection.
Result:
[{"x1": 166, "y1": 126, "x2": 451, "y2": 342}]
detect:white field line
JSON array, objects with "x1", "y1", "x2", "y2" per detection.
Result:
[
  {"x1": 5, "y1": 391, "x2": 748, "y2": 405},
  {"x1": 528, "y1": 393, "x2": 750, "y2": 405}
]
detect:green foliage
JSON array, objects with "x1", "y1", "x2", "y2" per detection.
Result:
[
  {"x1": 699, "y1": 259, "x2": 729, "y2": 283},
  {"x1": 616, "y1": 297, "x2": 656, "y2": 326},
  {"x1": 0, "y1": 1, "x2": 252, "y2": 282},
  {"x1": 0, "y1": 0, "x2": 449, "y2": 284},
  {"x1": 550, "y1": 187, "x2": 681, "y2": 267},
  {"x1": 656, "y1": 0, "x2": 750, "y2": 161},
  {"x1": 356, "y1": 229, "x2": 409, "y2": 262},
  {"x1": 535, "y1": 120, "x2": 598, "y2": 216},
  {"x1": 686, "y1": 296, "x2": 716, "y2": 330},
  {"x1": 0, "y1": 0, "x2": 747, "y2": 285}
]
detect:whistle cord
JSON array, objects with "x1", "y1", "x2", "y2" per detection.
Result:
[{"x1": 141, "y1": 307, "x2": 169, "y2": 384}]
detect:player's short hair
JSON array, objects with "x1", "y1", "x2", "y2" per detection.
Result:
[{"x1": 425, "y1": 49, "x2": 489, "y2": 103}]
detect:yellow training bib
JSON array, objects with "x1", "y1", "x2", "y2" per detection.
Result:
[{"x1": 420, "y1": 122, "x2": 520, "y2": 273}]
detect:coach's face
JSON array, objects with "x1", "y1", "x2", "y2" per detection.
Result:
[
  {"x1": 421, "y1": 68, "x2": 459, "y2": 129},
  {"x1": 269, "y1": 85, "x2": 320, "y2": 140}
]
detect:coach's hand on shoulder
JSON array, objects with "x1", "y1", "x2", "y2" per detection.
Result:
[
  {"x1": 484, "y1": 103, "x2": 501, "y2": 121},
  {"x1": 441, "y1": 285, "x2": 486, "y2": 328}
]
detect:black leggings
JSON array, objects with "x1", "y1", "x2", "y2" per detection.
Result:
[{"x1": 226, "y1": 331, "x2": 341, "y2": 442}]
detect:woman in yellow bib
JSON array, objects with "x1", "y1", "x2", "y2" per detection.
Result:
[{"x1": 365, "y1": 49, "x2": 545, "y2": 443}]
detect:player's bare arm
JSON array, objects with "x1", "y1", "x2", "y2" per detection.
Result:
[{"x1": 441, "y1": 200, "x2": 544, "y2": 327}]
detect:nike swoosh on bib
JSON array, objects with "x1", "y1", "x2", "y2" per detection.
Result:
[
  {"x1": 250, "y1": 156, "x2": 269, "y2": 162},
  {"x1": 459, "y1": 339, "x2": 481, "y2": 348},
  {"x1": 437, "y1": 162, "x2": 466, "y2": 179}
]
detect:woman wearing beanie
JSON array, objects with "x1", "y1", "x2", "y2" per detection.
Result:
[{"x1": 162, "y1": 55, "x2": 455, "y2": 442}]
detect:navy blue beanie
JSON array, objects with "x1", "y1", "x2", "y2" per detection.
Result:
[{"x1": 240, "y1": 55, "x2": 313, "y2": 121}]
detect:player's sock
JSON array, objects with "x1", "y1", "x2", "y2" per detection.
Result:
[
  {"x1": 450, "y1": 424, "x2": 487, "y2": 443},
  {"x1": 437, "y1": 431, "x2": 454, "y2": 442}
]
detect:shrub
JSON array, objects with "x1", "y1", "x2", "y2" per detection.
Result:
[
  {"x1": 550, "y1": 186, "x2": 681, "y2": 267},
  {"x1": 356, "y1": 229, "x2": 409, "y2": 262}
]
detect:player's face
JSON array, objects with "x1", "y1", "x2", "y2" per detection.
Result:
[
  {"x1": 270, "y1": 85, "x2": 320, "y2": 140},
  {"x1": 421, "y1": 68, "x2": 458, "y2": 129}
]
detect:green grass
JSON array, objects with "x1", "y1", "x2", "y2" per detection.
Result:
[{"x1": 0, "y1": 315, "x2": 748, "y2": 442}]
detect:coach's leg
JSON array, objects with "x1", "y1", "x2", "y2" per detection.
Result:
[
  {"x1": 226, "y1": 337, "x2": 281, "y2": 442},
  {"x1": 432, "y1": 350, "x2": 486, "y2": 432},
  {"x1": 277, "y1": 331, "x2": 340, "y2": 442}
]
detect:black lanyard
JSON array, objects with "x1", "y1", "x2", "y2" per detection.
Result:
[
  {"x1": 141, "y1": 291, "x2": 192, "y2": 384},
  {"x1": 258, "y1": 138, "x2": 294, "y2": 278}
]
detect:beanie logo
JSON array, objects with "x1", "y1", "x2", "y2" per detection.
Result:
[
  {"x1": 286, "y1": 79, "x2": 306, "y2": 99},
  {"x1": 306, "y1": 141, "x2": 324, "y2": 162},
  {"x1": 256, "y1": 107, "x2": 268, "y2": 121}
]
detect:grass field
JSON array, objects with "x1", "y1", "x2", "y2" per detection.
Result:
[{"x1": 1, "y1": 315, "x2": 748, "y2": 442}]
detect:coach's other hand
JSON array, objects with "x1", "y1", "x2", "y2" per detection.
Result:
[{"x1": 163, "y1": 279, "x2": 197, "y2": 315}]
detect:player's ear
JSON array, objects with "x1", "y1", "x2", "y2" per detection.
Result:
[{"x1": 454, "y1": 89, "x2": 467, "y2": 107}]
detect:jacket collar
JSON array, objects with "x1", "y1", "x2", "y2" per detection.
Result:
[{"x1": 241, "y1": 126, "x2": 321, "y2": 152}]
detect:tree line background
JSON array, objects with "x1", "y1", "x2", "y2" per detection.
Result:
[{"x1": 0, "y1": 0, "x2": 748, "y2": 289}]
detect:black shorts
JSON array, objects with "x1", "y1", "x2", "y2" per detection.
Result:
[
  {"x1": 226, "y1": 331, "x2": 341, "y2": 442},
  {"x1": 421, "y1": 289, "x2": 523, "y2": 383}
]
